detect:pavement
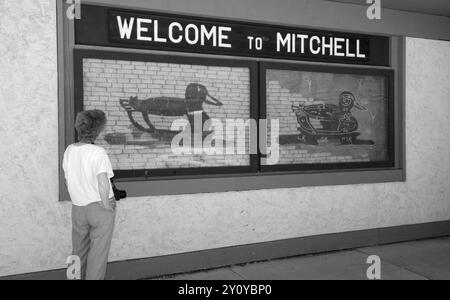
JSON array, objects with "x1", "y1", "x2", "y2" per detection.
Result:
[{"x1": 153, "y1": 236, "x2": 450, "y2": 280}]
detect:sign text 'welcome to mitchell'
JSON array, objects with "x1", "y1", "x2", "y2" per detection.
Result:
[{"x1": 109, "y1": 11, "x2": 369, "y2": 61}]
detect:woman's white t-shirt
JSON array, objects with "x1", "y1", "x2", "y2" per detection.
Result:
[{"x1": 63, "y1": 144, "x2": 114, "y2": 207}]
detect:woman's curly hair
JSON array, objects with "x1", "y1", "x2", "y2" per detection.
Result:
[{"x1": 75, "y1": 110, "x2": 107, "y2": 143}]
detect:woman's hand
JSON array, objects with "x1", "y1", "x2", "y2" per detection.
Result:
[
  {"x1": 101, "y1": 197, "x2": 116, "y2": 212},
  {"x1": 109, "y1": 197, "x2": 117, "y2": 212},
  {"x1": 98, "y1": 172, "x2": 116, "y2": 212}
]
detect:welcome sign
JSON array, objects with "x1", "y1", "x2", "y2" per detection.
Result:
[{"x1": 75, "y1": 5, "x2": 390, "y2": 65}]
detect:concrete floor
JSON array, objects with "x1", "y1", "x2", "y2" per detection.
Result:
[{"x1": 155, "y1": 236, "x2": 450, "y2": 280}]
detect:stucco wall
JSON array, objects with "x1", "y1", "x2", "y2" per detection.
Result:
[{"x1": 0, "y1": 0, "x2": 449, "y2": 277}]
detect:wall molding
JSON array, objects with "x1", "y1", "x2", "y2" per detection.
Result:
[{"x1": 2, "y1": 220, "x2": 449, "y2": 280}]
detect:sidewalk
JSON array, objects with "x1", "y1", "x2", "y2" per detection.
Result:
[{"x1": 153, "y1": 236, "x2": 450, "y2": 280}]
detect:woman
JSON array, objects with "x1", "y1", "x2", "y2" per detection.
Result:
[{"x1": 63, "y1": 110, "x2": 117, "y2": 280}]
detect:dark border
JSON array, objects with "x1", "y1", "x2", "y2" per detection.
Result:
[
  {"x1": 72, "y1": 50, "x2": 400, "y2": 183},
  {"x1": 74, "y1": 4, "x2": 390, "y2": 66},
  {"x1": 2, "y1": 220, "x2": 449, "y2": 280},
  {"x1": 74, "y1": 49, "x2": 260, "y2": 179},
  {"x1": 259, "y1": 62, "x2": 396, "y2": 173}
]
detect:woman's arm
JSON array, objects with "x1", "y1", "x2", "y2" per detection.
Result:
[{"x1": 98, "y1": 172, "x2": 113, "y2": 211}]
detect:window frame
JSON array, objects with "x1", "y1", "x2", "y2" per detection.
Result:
[
  {"x1": 259, "y1": 61, "x2": 396, "y2": 173},
  {"x1": 73, "y1": 49, "x2": 260, "y2": 179}
]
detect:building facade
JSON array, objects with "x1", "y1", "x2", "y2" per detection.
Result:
[{"x1": 0, "y1": 0, "x2": 449, "y2": 278}]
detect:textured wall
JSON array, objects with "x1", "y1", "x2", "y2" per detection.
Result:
[
  {"x1": 0, "y1": 0, "x2": 70, "y2": 276},
  {"x1": 0, "y1": 0, "x2": 449, "y2": 277},
  {"x1": 83, "y1": 58, "x2": 251, "y2": 169}
]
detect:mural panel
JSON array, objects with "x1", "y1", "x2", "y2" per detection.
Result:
[
  {"x1": 82, "y1": 58, "x2": 252, "y2": 170},
  {"x1": 264, "y1": 68, "x2": 390, "y2": 166}
]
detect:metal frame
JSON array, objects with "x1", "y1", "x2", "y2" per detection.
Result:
[{"x1": 58, "y1": 0, "x2": 75, "y2": 201}]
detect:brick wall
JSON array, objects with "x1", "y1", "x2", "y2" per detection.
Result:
[{"x1": 83, "y1": 58, "x2": 251, "y2": 170}]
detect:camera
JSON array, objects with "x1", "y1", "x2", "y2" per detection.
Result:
[{"x1": 111, "y1": 178, "x2": 127, "y2": 201}]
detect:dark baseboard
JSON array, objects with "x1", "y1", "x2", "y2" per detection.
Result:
[{"x1": 2, "y1": 220, "x2": 450, "y2": 280}]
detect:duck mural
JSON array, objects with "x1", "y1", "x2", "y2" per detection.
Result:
[
  {"x1": 292, "y1": 91, "x2": 373, "y2": 145},
  {"x1": 119, "y1": 83, "x2": 223, "y2": 134}
]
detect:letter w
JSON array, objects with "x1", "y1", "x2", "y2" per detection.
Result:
[{"x1": 117, "y1": 16, "x2": 135, "y2": 39}]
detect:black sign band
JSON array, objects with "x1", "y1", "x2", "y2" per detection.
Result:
[{"x1": 75, "y1": 5, "x2": 390, "y2": 66}]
